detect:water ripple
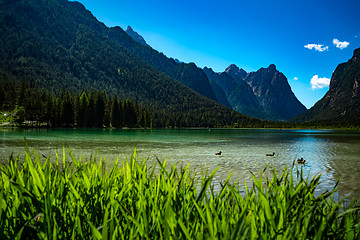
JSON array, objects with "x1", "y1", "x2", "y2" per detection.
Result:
[{"x1": 1, "y1": 128, "x2": 360, "y2": 199}]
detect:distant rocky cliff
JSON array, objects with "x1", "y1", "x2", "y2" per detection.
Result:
[
  {"x1": 204, "y1": 64, "x2": 307, "y2": 120},
  {"x1": 244, "y1": 64, "x2": 307, "y2": 120}
]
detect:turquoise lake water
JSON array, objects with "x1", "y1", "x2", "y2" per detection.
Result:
[{"x1": 1, "y1": 128, "x2": 360, "y2": 200}]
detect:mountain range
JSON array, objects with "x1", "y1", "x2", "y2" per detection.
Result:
[
  {"x1": 0, "y1": 0, "x2": 219, "y2": 103},
  {"x1": 203, "y1": 64, "x2": 307, "y2": 120},
  {"x1": 0, "y1": 0, "x2": 358, "y2": 126},
  {"x1": 0, "y1": 0, "x2": 257, "y2": 127},
  {"x1": 124, "y1": 28, "x2": 307, "y2": 121}
]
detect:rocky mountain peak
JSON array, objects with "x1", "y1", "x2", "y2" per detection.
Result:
[
  {"x1": 125, "y1": 26, "x2": 150, "y2": 47},
  {"x1": 225, "y1": 64, "x2": 240, "y2": 73},
  {"x1": 268, "y1": 64, "x2": 277, "y2": 71},
  {"x1": 225, "y1": 64, "x2": 247, "y2": 81},
  {"x1": 203, "y1": 66, "x2": 215, "y2": 73}
]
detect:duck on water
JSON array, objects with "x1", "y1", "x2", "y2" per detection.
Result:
[{"x1": 297, "y1": 158, "x2": 306, "y2": 164}]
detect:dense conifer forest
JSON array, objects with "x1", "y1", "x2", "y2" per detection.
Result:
[{"x1": 0, "y1": 78, "x2": 266, "y2": 128}]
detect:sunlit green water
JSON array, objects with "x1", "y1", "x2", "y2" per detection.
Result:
[{"x1": 1, "y1": 128, "x2": 360, "y2": 199}]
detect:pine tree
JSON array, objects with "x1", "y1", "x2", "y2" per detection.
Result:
[
  {"x1": 94, "y1": 91, "x2": 106, "y2": 127},
  {"x1": 17, "y1": 77, "x2": 28, "y2": 107},
  {"x1": 87, "y1": 93, "x2": 96, "y2": 127},
  {"x1": 124, "y1": 99, "x2": 137, "y2": 127},
  {"x1": 103, "y1": 97, "x2": 111, "y2": 127},
  {"x1": 138, "y1": 109, "x2": 145, "y2": 128},
  {"x1": 60, "y1": 89, "x2": 74, "y2": 127},
  {"x1": 78, "y1": 91, "x2": 89, "y2": 126},
  {"x1": 45, "y1": 94, "x2": 53, "y2": 126},
  {"x1": 51, "y1": 98, "x2": 61, "y2": 127},
  {"x1": 111, "y1": 96, "x2": 122, "y2": 128},
  {"x1": 14, "y1": 107, "x2": 26, "y2": 125}
]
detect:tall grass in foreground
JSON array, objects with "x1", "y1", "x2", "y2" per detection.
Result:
[{"x1": 0, "y1": 148, "x2": 359, "y2": 239}]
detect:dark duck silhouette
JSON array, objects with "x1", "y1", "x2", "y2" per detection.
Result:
[
  {"x1": 266, "y1": 152, "x2": 275, "y2": 156},
  {"x1": 297, "y1": 158, "x2": 306, "y2": 164},
  {"x1": 215, "y1": 151, "x2": 222, "y2": 156}
]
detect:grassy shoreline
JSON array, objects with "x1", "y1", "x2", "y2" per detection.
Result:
[{"x1": 1, "y1": 148, "x2": 359, "y2": 239}]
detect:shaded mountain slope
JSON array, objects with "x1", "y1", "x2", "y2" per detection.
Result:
[
  {"x1": 208, "y1": 81, "x2": 232, "y2": 109},
  {"x1": 203, "y1": 67, "x2": 263, "y2": 118},
  {"x1": 244, "y1": 64, "x2": 307, "y2": 120},
  {"x1": 204, "y1": 64, "x2": 306, "y2": 120}
]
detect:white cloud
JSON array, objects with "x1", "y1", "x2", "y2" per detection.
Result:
[
  {"x1": 333, "y1": 39, "x2": 349, "y2": 49},
  {"x1": 293, "y1": 77, "x2": 298, "y2": 80},
  {"x1": 304, "y1": 44, "x2": 328, "y2": 52},
  {"x1": 310, "y1": 75, "x2": 330, "y2": 90}
]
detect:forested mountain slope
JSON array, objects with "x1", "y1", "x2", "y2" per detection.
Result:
[{"x1": 0, "y1": 0, "x2": 259, "y2": 127}]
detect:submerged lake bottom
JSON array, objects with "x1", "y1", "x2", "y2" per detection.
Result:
[{"x1": 1, "y1": 128, "x2": 360, "y2": 201}]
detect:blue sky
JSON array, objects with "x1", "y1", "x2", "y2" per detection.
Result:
[{"x1": 76, "y1": 0, "x2": 360, "y2": 109}]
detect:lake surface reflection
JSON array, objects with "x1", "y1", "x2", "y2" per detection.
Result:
[{"x1": 1, "y1": 128, "x2": 360, "y2": 200}]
